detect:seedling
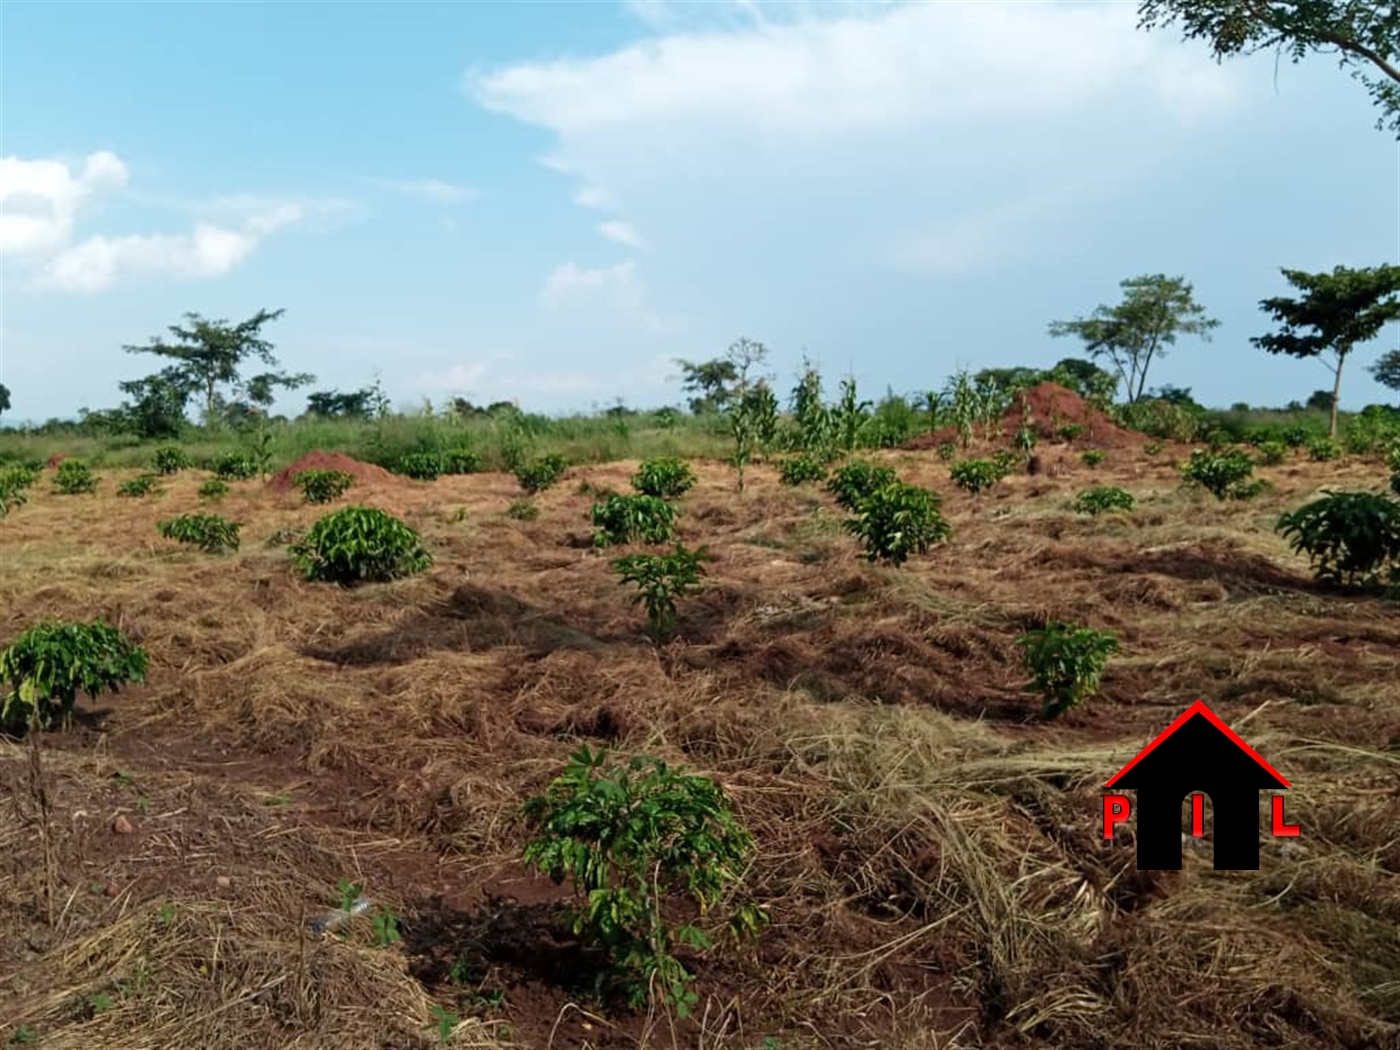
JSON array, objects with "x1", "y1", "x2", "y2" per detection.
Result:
[
  {"x1": 1081, "y1": 449, "x2": 1106, "y2": 468},
  {"x1": 1307, "y1": 437, "x2": 1342, "y2": 462},
  {"x1": 198, "y1": 478, "x2": 230, "y2": 502},
  {"x1": 429, "y1": 1005, "x2": 461, "y2": 1043},
  {"x1": 396, "y1": 452, "x2": 443, "y2": 481},
  {"x1": 949, "y1": 458, "x2": 1002, "y2": 496},
  {"x1": 1180, "y1": 449, "x2": 1264, "y2": 500},
  {"x1": 632, "y1": 457, "x2": 697, "y2": 499},
  {"x1": 212, "y1": 454, "x2": 258, "y2": 481},
  {"x1": 372, "y1": 907, "x2": 401, "y2": 947},
  {"x1": 844, "y1": 482, "x2": 951, "y2": 565},
  {"x1": 1071, "y1": 486, "x2": 1136, "y2": 516},
  {"x1": 611, "y1": 543, "x2": 712, "y2": 639},
  {"x1": 1017, "y1": 622, "x2": 1119, "y2": 720},
  {"x1": 515, "y1": 454, "x2": 568, "y2": 494},
  {"x1": 158, "y1": 514, "x2": 241, "y2": 554},
  {"x1": 440, "y1": 448, "x2": 481, "y2": 475},
  {"x1": 117, "y1": 475, "x2": 161, "y2": 498},
  {"x1": 293, "y1": 469, "x2": 355, "y2": 505},
  {"x1": 591, "y1": 494, "x2": 676, "y2": 547},
  {"x1": 778, "y1": 454, "x2": 829, "y2": 486},
  {"x1": 506, "y1": 498, "x2": 539, "y2": 521},
  {"x1": 52, "y1": 459, "x2": 98, "y2": 495},
  {"x1": 0, "y1": 619, "x2": 148, "y2": 732},
  {"x1": 826, "y1": 459, "x2": 897, "y2": 511},
  {"x1": 151, "y1": 447, "x2": 191, "y2": 474}
]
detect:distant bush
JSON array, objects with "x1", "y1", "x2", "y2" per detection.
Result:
[
  {"x1": 290, "y1": 506, "x2": 432, "y2": 585},
  {"x1": 212, "y1": 454, "x2": 258, "y2": 481},
  {"x1": 1072, "y1": 486, "x2": 1136, "y2": 516},
  {"x1": 611, "y1": 543, "x2": 712, "y2": 640},
  {"x1": 395, "y1": 451, "x2": 443, "y2": 481},
  {"x1": 117, "y1": 475, "x2": 161, "y2": 498},
  {"x1": 1181, "y1": 449, "x2": 1264, "y2": 500},
  {"x1": 1080, "y1": 449, "x2": 1106, "y2": 468},
  {"x1": 198, "y1": 478, "x2": 230, "y2": 502},
  {"x1": 506, "y1": 497, "x2": 539, "y2": 521},
  {"x1": 0, "y1": 619, "x2": 148, "y2": 733},
  {"x1": 440, "y1": 448, "x2": 481, "y2": 475},
  {"x1": 516, "y1": 453, "x2": 568, "y2": 494},
  {"x1": 1307, "y1": 437, "x2": 1342, "y2": 462},
  {"x1": 1343, "y1": 406, "x2": 1400, "y2": 456},
  {"x1": 151, "y1": 447, "x2": 191, "y2": 475},
  {"x1": 950, "y1": 458, "x2": 1002, "y2": 496},
  {"x1": 1017, "y1": 622, "x2": 1119, "y2": 721},
  {"x1": 826, "y1": 459, "x2": 897, "y2": 511},
  {"x1": 53, "y1": 459, "x2": 98, "y2": 495},
  {"x1": 777, "y1": 454, "x2": 828, "y2": 486},
  {"x1": 1254, "y1": 440, "x2": 1288, "y2": 466},
  {"x1": 158, "y1": 514, "x2": 241, "y2": 554},
  {"x1": 294, "y1": 469, "x2": 355, "y2": 505},
  {"x1": 632, "y1": 457, "x2": 697, "y2": 499},
  {"x1": 1116, "y1": 399, "x2": 1201, "y2": 442},
  {"x1": 591, "y1": 494, "x2": 676, "y2": 547},
  {"x1": 844, "y1": 482, "x2": 951, "y2": 565},
  {"x1": 1276, "y1": 490, "x2": 1400, "y2": 589}
]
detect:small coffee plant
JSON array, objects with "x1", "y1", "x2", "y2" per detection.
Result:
[
  {"x1": 212, "y1": 454, "x2": 258, "y2": 481},
  {"x1": 1276, "y1": 490, "x2": 1400, "y2": 589},
  {"x1": 777, "y1": 454, "x2": 829, "y2": 486},
  {"x1": 396, "y1": 451, "x2": 443, "y2": 481},
  {"x1": 117, "y1": 475, "x2": 161, "y2": 498},
  {"x1": 151, "y1": 447, "x2": 191, "y2": 475},
  {"x1": 522, "y1": 745, "x2": 766, "y2": 1017},
  {"x1": 1, "y1": 620, "x2": 148, "y2": 732},
  {"x1": 158, "y1": 514, "x2": 241, "y2": 554},
  {"x1": 591, "y1": 494, "x2": 676, "y2": 547},
  {"x1": 1, "y1": 466, "x2": 38, "y2": 517},
  {"x1": 506, "y1": 497, "x2": 539, "y2": 521},
  {"x1": 1180, "y1": 449, "x2": 1264, "y2": 500},
  {"x1": 1307, "y1": 437, "x2": 1342, "y2": 462},
  {"x1": 1144, "y1": 440, "x2": 1164, "y2": 456},
  {"x1": 844, "y1": 482, "x2": 952, "y2": 565},
  {"x1": 1071, "y1": 486, "x2": 1136, "y2": 516},
  {"x1": 1017, "y1": 622, "x2": 1119, "y2": 720},
  {"x1": 1057, "y1": 423, "x2": 1086, "y2": 441},
  {"x1": 1255, "y1": 440, "x2": 1288, "y2": 466},
  {"x1": 632, "y1": 457, "x2": 697, "y2": 499},
  {"x1": 950, "y1": 458, "x2": 1002, "y2": 496},
  {"x1": 53, "y1": 459, "x2": 98, "y2": 495},
  {"x1": 198, "y1": 478, "x2": 230, "y2": 502},
  {"x1": 826, "y1": 459, "x2": 897, "y2": 512},
  {"x1": 1081, "y1": 449, "x2": 1106, "y2": 468},
  {"x1": 290, "y1": 506, "x2": 432, "y2": 585},
  {"x1": 934, "y1": 441, "x2": 958, "y2": 462},
  {"x1": 440, "y1": 448, "x2": 481, "y2": 475},
  {"x1": 611, "y1": 543, "x2": 712, "y2": 639},
  {"x1": 515, "y1": 453, "x2": 568, "y2": 494},
  {"x1": 294, "y1": 469, "x2": 355, "y2": 505}
]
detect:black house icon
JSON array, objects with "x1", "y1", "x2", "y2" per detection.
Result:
[{"x1": 1105, "y1": 701, "x2": 1290, "y2": 870}]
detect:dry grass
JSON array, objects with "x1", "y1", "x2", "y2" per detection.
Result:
[{"x1": 1, "y1": 450, "x2": 1397, "y2": 1049}]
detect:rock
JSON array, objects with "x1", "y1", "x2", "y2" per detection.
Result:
[
  {"x1": 216, "y1": 875, "x2": 232, "y2": 889},
  {"x1": 112, "y1": 814, "x2": 134, "y2": 835}
]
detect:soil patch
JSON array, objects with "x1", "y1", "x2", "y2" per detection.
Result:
[
  {"x1": 905, "y1": 380, "x2": 1147, "y2": 452},
  {"x1": 266, "y1": 450, "x2": 401, "y2": 492}
]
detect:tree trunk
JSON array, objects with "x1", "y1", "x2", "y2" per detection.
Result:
[{"x1": 1329, "y1": 354, "x2": 1345, "y2": 441}]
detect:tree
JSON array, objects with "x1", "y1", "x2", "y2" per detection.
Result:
[
  {"x1": 0, "y1": 383, "x2": 9, "y2": 421},
  {"x1": 116, "y1": 368, "x2": 196, "y2": 439},
  {"x1": 306, "y1": 385, "x2": 387, "y2": 419},
  {"x1": 123, "y1": 308, "x2": 312, "y2": 426},
  {"x1": 1049, "y1": 275, "x2": 1220, "y2": 404},
  {"x1": 1252, "y1": 264, "x2": 1400, "y2": 439},
  {"x1": 674, "y1": 357, "x2": 739, "y2": 414},
  {"x1": 1137, "y1": 1, "x2": 1400, "y2": 137},
  {"x1": 1046, "y1": 357, "x2": 1120, "y2": 405},
  {"x1": 1372, "y1": 348, "x2": 1400, "y2": 392}
]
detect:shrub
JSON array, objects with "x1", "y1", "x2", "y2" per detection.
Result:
[
  {"x1": 934, "y1": 441, "x2": 957, "y2": 462},
  {"x1": 0, "y1": 466, "x2": 37, "y2": 517},
  {"x1": 1, "y1": 620, "x2": 148, "y2": 733},
  {"x1": 53, "y1": 459, "x2": 98, "y2": 495},
  {"x1": 1072, "y1": 486, "x2": 1136, "y2": 516},
  {"x1": 1180, "y1": 449, "x2": 1263, "y2": 500},
  {"x1": 1080, "y1": 449, "x2": 1106, "y2": 468},
  {"x1": 632, "y1": 457, "x2": 697, "y2": 499},
  {"x1": 158, "y1": 514, "x2": 241, "y2": 554},
  {"x1": 1057, "y1": 423, "x2": 1086, "y2": 441},
  {"x1": 290, "y1": 506, "x2": 431, "y2": 585},
  {"x1": 611, "y1": 543, "x2": 712, "y2": 639},
  {"x1": 506, "y1": 498, "x2": 539, "y2": 521},
  {"x1": 950, "y1": 458, "x2": 1002, "y2": 495},
  {"x1": 826, "y1": 459, "x2": 898, "y2": 511},
  {"x1": 440, "y1": 448, "x2": 481, "y2": 475},
  {"x1": 991, "y1": 449, "x2": 1021, "y2": 476},
  {"x1": 777, "y1": 454, "x2": 828, "y2": 486},
  {"x1": 294, "y1": 469, "x2": 355, "y2": 505},
  {"x1": 151, "y1": 447, "x2": 191, "y2": 475},
  {"x1": 117, "y1": 475, "x2": 161, "y2": 498},
  {"x1": 198, "y1": 478, "x2": 230, "y2": 502},
  {"x1": 212, "y1": 454, "x2": 258, "y2": 481},
  {"x1": 396, "y1": 451, "x2": 442, "y2": 481},
  {"x1": 1276, "y1": 490, "x2": 1400, "y2": 589},
  {"x1": 515, "y1": 453, "x2": 568, "y2": 494},
  {"x1": 522, "y1": 745, "x2": 766, "y2": 1016},
  {"x1": 1255, "y1": 440, "x2": 1289, "y2": 466},
  {"x1": 1307, "y1": 437, "x2": 1342, "y2": 462},
  {"x1": 1017, "y1": 622, "x2": 1119, "y2": 721},
  {"x1": 844, "y1": 482, "x2": 952, "y2": 565},
  {"x1": 591, "y1": 494, "x2": 676, "y2": 547}
]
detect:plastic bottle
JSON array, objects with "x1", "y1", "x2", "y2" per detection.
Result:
[{"x1": 310, "y1": 895, "x2": 372, "y2": 935}]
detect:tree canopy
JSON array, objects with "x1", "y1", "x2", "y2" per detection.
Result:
[
  {"x1": 1251, "y1": 263, "x2": 1400, "y2": 437},
  {"x1": 1138, "y1": 0, "x2": 1400, "y2": 136},
  {"x1": 1372, "y1": 348, "x2": 1400, "y2": 392},
  {"x1": 0, "y1": 383, "x2": 10, "y2": 420}
]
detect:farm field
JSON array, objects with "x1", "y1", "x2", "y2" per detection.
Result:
[{"x1": 1, "y1": 427, "x2": 1397, "y2": 1050}]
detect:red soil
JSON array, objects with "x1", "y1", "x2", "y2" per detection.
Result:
[
  {"x1": 904, "y1": 380, "x2": 1147, "y2": 452},
  {"x1": 266, "y1": 450, "x2": 400, "y2": 492}
]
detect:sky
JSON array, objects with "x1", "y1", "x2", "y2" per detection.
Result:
[{"x1": 1, "y1": 0, "x2": 1397, "y2": 425}]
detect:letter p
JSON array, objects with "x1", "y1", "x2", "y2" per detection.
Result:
[{"x1": 1103, "y1": 794, "x2": 1131, "y2": 839}]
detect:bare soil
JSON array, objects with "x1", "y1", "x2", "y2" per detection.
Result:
[
  {"x1": 904, "y1": 381, "x2": 1149, "y2": 452},
  {"x1": 266, "y1": 450, "x2": 402, "y2": 493}
]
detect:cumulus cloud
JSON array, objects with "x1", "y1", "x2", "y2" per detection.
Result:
[
  {"x1": 374, "y1": 178, "x2": 479, "y2": 205},
  {"x1": 539, "y1": 259, "x2": 679, "y2": 334},
  {"x1": 38, "y1": 224, "x2": 259, "y2": 293},
  {"x1": 0, "y1": 150, "x2": 128, "y2": 256},
  {"x1": 597, "y1": 220, "x2": 646, "y2": 249}
]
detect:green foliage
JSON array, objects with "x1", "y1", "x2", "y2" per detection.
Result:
[
  {"x1": 591, "y1": 494, "x2": 676, "y2": 547},
  {"x1": 934, "y1": 441, "x2": 957, "y2": 462},
  {"x1": 943, "y1": 368, "x2": 1010, "y2": 447},
  {"x1": 1017, "y1": 622, "x2": 1119, "y2": 720},
  {"x1": 1343, "y1": 406, "x2": 1400, "y2": 455},
  {"x1": 1391, "y1": 470, "x2": 1400, "y2": 496},
  {"x1": 1276, "y1": 490, "x2": 1400, "y2": 589},
  {"x1": 294, "y1": 469, "x2": 355, "y2": 504},
  {"x1": 777, "y1": 454, "x2": 829, "y2": 486},
  {"x1": 1308, "y1": 437, "x2": 1342, "y2": 462},
  {"x1": 1181, "y1": 448, "x2": 1263, "y2": 500},
  {"x1": 1057, "y1": 423, "x2": 1086, "y2": 442},
  {"x1": 844, "y1": 482, "x2": 952, "y2": 565},
  {"x1": 0, "y1": 620, "x2": 148, "y2": 733},
  {"x1": 158, "y1": 514, "x2": 241, "y2": 554},
  {"x1": 990, "y1": 449, "x2": 1021, "y2": 476},
  {"x1": 611, "y1": 543, "x2": 712, "y2": 639},
  {"x1": 506, "y1": 498, "x2": 539, "y2": 521},
  {"x1": 522, "y1": 745, "x2": 765, "y2": 1016},
  {"x1": 440, "y1": 448, "x2": 481, "y2": 475},
  {"x1": 631, "y1": 457, "x2": 697, "y2": 499},
  {"x1": 1374, "y1": 348, "x2": 1400, "y2": 391},
  {"x1": 151, "y1": 446, "x2": 191, "y2": 474},
  {"x1": 950, "y1": 458, "x2": 1002, "y2": 495},
  {"x1": 1081, "y1": 449, "x2": 1106, "y2": 468},
  {"x1": 1144, "y1": 440, "x2": 1164, "y2": 456},
  {"x1": 0, "y1": 466, "x2": 38, "y2": 518},
  {"x1": 826, "y1": 459, "x2": 897, "y2": 512},
  {"x1": 53, "y1": 459, "x2": 98, "y2": 495},
  {"x1": 1072, "y1": 486, "x2": 1137, "y2": 516},
  {"x1": 117, "y1": 475, "x2": 161, "y2": 498},
  {"x1": 515, "y1": 453, "x2": 568, "y2": 494},
  {"x1": 198, "y1": 478, "x2": 230, "y2": 502},
  {"x1": 1255, "y1": 440, "x2": 1289, "y2": 466},
  {"x1": 290, "y1": 506, "x2": 432, "y2": 585},
  {"x1": 1116, "y1": 398, "x2": 1203, "y2": 442},
  {"x1": 212, "y1": 453, "x2": 258, "y2": 481},
  {"x1": 396, "y1": 451, "x2": 443, "y2": 481}
]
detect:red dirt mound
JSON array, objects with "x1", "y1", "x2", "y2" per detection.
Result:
[
  {"x1": 904, "y1": 380, "x2": 1146, "y2": 451},
  {"x1": 266, "y1": 450, "x2": 399, "y2": 492}
]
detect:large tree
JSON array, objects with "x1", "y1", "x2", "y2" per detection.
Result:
[
  {"x1": 1372, "y1": 348, "x2": 1400, "y2": 392},
  {"x1": 1252, "y1": 263, "x2": 1400, "y2": 438},
  {"x1": 674, "y1": 357, "x2": 740, "y2": 414},
  {"x1": 1048, "y1": 274, "x2": 1220, "y2": 404},
  {"x1": 1138, "y1": 0, "x2": 1400, "y2": 136},
  {"x1": 0, "y1": 383, "x2": 10, "y2": 421},
  {"x1": 123, "y1": 308, "x2": 312, "y2": 426}
]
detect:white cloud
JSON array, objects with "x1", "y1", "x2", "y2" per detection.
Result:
[
  {"x1": 539, "y1": 259, "x2": 679, "y2": 335},
  {"x1": 414, "y1": 363, "x2": 489, "y2": 392},
  {"x1": 0, "y1": 150, "x2": 128, "y2": 256},
  {"x1": 572, "y1": 185, "x2": 613, "y2": 209},
  {"x1": 374, "y1": 178, "x2": 478, "y2": 205},
  {"x1": 540, "y1": 259, "x2": 637, "y2": 307},
  {"x1": 597, "y1": 220, "x2": 646, "y2": 249},
  {"x1": 38, "y1": 223, "x2": 258, "y2": 293}
]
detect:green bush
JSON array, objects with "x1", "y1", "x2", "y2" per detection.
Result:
[
  {"x1": 844, "y1": 482, "x2": 951, "y2": 565},
  {"x1": 1017, "y1": 622, "x2": 1119, "y2": 720},
  {"x1": 290, "y1": 506, "x2": 432, "y2": 585},
  {"x1": 826, "y1": 459, "x2": 897, "y2": 512},
  {"x1": 1, "y1": 620, "x2": 148, "y2": 733},
  {"x1": 1057, "y1": 423, "x2": 1086, "y2": 442},
  {"x1": 440, "y1": 448, "x2": 481, "y2": 475},
  {"x1": 777, "y1": 454, "x2": 829, "y2": 486},
  {"x1": 1307, "y1": 437, "x2": 1342, "y2": 462},
  {"x1": 591, "y1": 494, "x2": 676, "y2": 547},
  {"x1": 1080, "y1": 449, "x2": 1106, "y2": 468},
  {"x1": 934, "y1": 441, "x2": 958, "y2": 462},
  {"x1": 1071, "y1": 486, "x2": 1136, "y2": 516},
  {"x1": 198, "y1": 478, "x2": 230, "y2": 502},
  {"x1": 53, "y1": 459, "x2": 98, "y2": 495},
  {"x1": 1254, "y1": 440, "x2": 1289, "y2": 466},
  {"x1": 151, "y1": 447, "x2": 191, "y2": 475},
  {"x1": 950, "y1": 458, "x2": 1002, "y2": 495},
  {"x1": 294, "y1": 469, "x2": 355, "y2": 505},
  {"x1": 0, "y1": 466, "x2": 38, "y2": 517},
  {"x1": 158, "y1": 514, "x2": 241, "y2": 554},
  {"x1": 212, "y1": 454, "x2": 258, "y2": 481},
  {"x1": 1180, "y1": 449, "x2": 1263, "y2": 500},
  {"x1": 990, "y1": 449, "x2": 1021, "y2": 476},
  {"x1": 1276, "y1": 490, "x2": 1400, "y2": 589},
  {"x1": 395, "y1": 451, "x2": 443, "y2": 481},
  {"x1": 522, "y1": 745, "x2": 766, "y2": 1016},
  {"x1": 515, "y1": 453, "x2": 568, "y2": 494},
  {"x1": 117, "y1": 475, "x2": 161, "y2": 498},
  {"x1": 632, "y1": 457, "x2": 697, "y2": 499},
  {"x1": 611, "y1": 543, "x2": 712, "y2": 639},
  {"x1": 506, "y1": 497, "x2": 539, "y2": 521}
]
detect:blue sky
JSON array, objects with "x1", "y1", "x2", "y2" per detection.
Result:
[{"x1": 1, "y1": 0, "x2": 1397, "y2": 424}]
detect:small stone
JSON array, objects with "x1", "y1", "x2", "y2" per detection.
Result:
[
  {"x1": 216, "y1": 876, "x2": 232, "y2": 889},
  {"x1": 104, "y1": 883, "x2": 120, "y2": 897},
  {"x1": 112, "y1": 814, "x2": 134, "y2": 835}
]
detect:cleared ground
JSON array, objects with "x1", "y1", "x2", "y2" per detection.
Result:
[{"x1": 1, "y1": 445, "x2": 1397, "y2": 1050}]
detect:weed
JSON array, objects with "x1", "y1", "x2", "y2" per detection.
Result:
[
  {"x1": 198, "y1": 478, "x2": 230, "y2": 502},
  {"x1": 117, "y1": 475, "x2": 161, "y2": 498},
  {"x1": 632, "y1": 457, "x2": 697, "y2": 499},
  {"x1": 950, "y1": 458, "x2": 1002, "y2": 496},
  {"x1": 372, "y1": 907, "x2": 401, "y2": 947},
  {"x1": 429, "y1": 1005, "x2": 460, "y2": 1043},
  {"x1": 777, "y1": 454, "x2": 829, "y2": 486},
  {"x1": 293, "y1": 469, "x2": 355, "y2": 505},
  {"x1": 158, "y1": 514, "x2": 241, "y2": 554},
  {"x1": 0, "y1": 620, "x2": 148, "y2": 732},
  {"x1": 826, "y1": 459, "x2": 897, "y2": 512},
  {"x1": 151, "y1": 447, "x2": 191, "y2": 474},
  {"x1": 844, "y1": 482, "x2": 952, "y2": 565},
  {"x1": 515, "y1": 453, "x2": 568, "y2": 494},
  {"x1": 1072, "y1": 486, "x2": 1137, "y2": 516},
  {"x1": 611, "y1": 543, "x2": 712, "y2": 639},
  {"x1": 1276, "y1": 490, "x2": 1400, "y2": 589},
  {"x1": 1017, "y1": 622, "x2": 1119, "y2": 720},
  {"x1": 591, "y1": 493, "x2": 676, "y2": 547},
  {"x1": 506, "y1": 498, "x2": 539, "y2": 521},
  {"x1": 1181, "y1": 448, "x2": 1264, "y2": 500},
  {"x1": 52, "y1": 459, "x2": 98, "y2": 495},
  {"x1": 6, "y1": 1024, "x2": 38, "y2": 1046},
  {"x1": 290, "y1": 506, "x2": 432, "y2": 585},
  {"x1": 1081, "y1": 449, "x2": 1106, "y2": 468},
  {"x1": 156, "y1": 902, "x2": 176, "y2": 927}
]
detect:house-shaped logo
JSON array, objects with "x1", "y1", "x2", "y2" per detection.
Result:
[{"x1": 1103, "y1": 700, "x2": 1299, "y2": 870}]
